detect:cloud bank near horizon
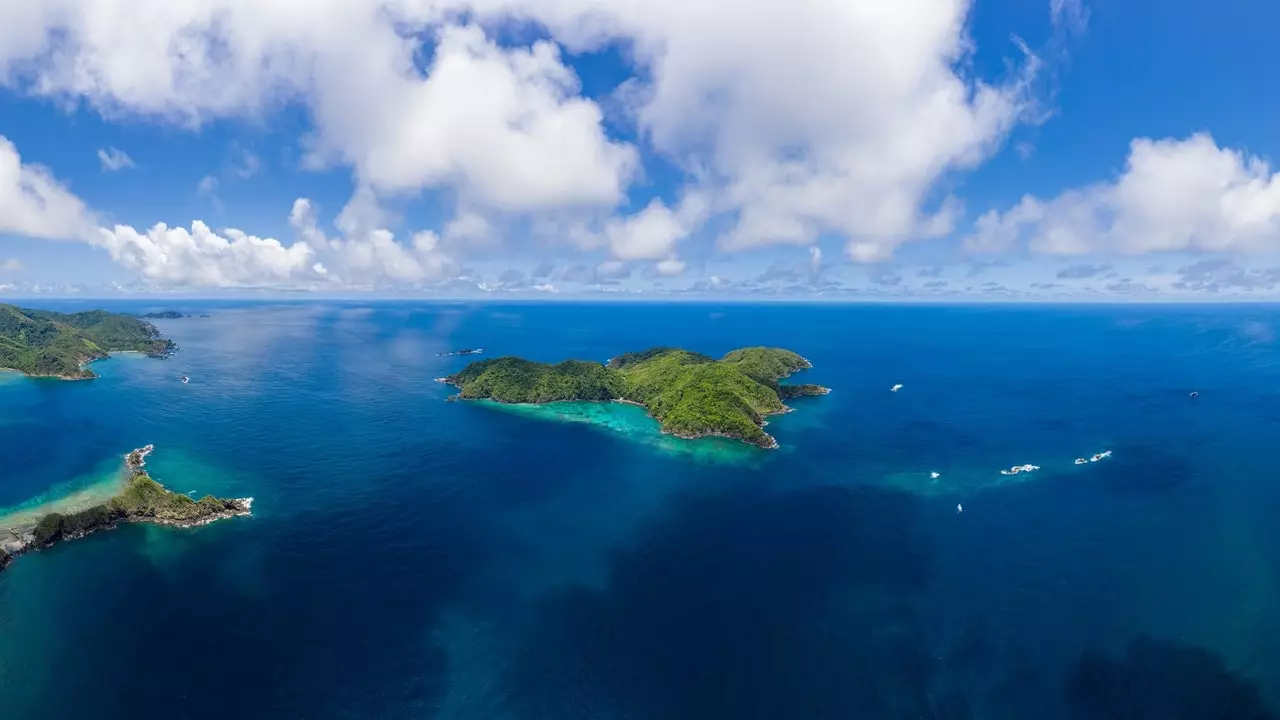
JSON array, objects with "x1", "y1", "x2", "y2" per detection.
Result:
[{"x1": 1, "y1": 0, "x2": 1279, "y2": 298}]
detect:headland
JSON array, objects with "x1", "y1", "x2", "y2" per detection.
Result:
[{"x1": 0, "y1": 446, "x2": 252, "y2": 574}]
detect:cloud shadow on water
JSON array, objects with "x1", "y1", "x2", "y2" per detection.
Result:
[
  {"x1": 498, "y1": 483, "x2": 975, "y2": 719},
  {"x1": 1065, "y1": 636, "x2": 1277, "y2": 720}
]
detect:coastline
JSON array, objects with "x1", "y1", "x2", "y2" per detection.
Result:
[
  {"x1": 439, "y1": 351, "x2": 827, "y2": 450},
  {"x1": 446, "y1": 385, "x2": 792, "y2": 450},
  {"x1": 0, "y1": 445, "x2": 253, "y2": 575},
  {"x1": 0, "y1": 366, "x2": 96, "y2": 381}
]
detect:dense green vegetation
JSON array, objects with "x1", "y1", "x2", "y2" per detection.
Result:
[
  {"x1": 449, "y1": 357, "x2": 625, "y2": 403},
  {"x1": 0, "y1": 304, "x2": 175, "y2": 378},
  {"x1": 29, "y1": 471, "x2": 244, "y2": 548},
  {"x1": 447, "y1": 346, "x2": 827, "y2": 448}
]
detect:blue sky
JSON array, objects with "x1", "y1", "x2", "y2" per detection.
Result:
[{"x1": 1, "y1": 0, "x2": 1279, "y2": 299}]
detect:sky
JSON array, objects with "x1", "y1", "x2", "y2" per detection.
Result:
[{"x1": 1, "y1": 0, "x2": 1280, "y2": 300}]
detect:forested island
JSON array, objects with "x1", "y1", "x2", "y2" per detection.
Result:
[
  {"x1": 444, "y1": 346, "x2": 829, "y2": 448},
  {"x1": 0, "y1": 305, "x2": 176, "y2": 379},
  {"x1": 0, "y1": 446, "x2": 252, "y2": 574},
  {"x1": 139, "y1": 310, "x2": 186, "y2": 319}
]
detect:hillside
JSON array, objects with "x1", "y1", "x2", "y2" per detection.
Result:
[
  {"x1": 445, "y1": 346, "x2": 828, "y2": 448},
  {"x1": 0, "y1": 305, "x2": 176, "y2": 379}
]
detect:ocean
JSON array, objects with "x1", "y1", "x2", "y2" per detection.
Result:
[{"x1": 1, "y1": 301, "x2": 1278, "y2": 719}]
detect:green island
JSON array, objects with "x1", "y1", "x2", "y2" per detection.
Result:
[
  {"x1": 0, "y1": 304, "x2": 177, "y2": 379},
  {"x1": 0, "y1": 446, "x2": 252, "y2": 574},
  {"x1": 443, "y1": 346, "x2": 829, "y2": 449}
]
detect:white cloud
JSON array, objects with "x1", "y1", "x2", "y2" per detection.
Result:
[
  {"x1": 307, "y1": 24, "x2": 637, "y2": 212},
  {"x1": 294, "y1": 189, "x2": 457, "y2": 285},
  {"x1": 654, "y1": 258, "x2": 686, "y2": 277},
  {"x1": 444, "y1": 212, "x2": 496, "y2": 244},
  {"x1": 235, "y1": 148, "x2": 261, "y2": 179},
  {"x1": 0, "y1": 136, "x2": 97, "y2": 240},
  {"x1": 97, "y1": 147, "x2": 135, "y2": 171},
  {"x1": 967, "y1": 134, "x2": 1280, "y2": 256},
  {"x1": 0, "y1": 0, "x2": 1050, "y2": 268},
  {"x1": 1, "y1": 258, "x2": 23, "y2": 272},
  {"x1": 605, "y1": 200, "x2": 686, "y2": 261},
  {"x1": 459, "y1": 0, "x2": 1040, "y2": 260},
  {"x1": 197, "y1": 175, "x2": 219, "y2": 195},
  {"x1": 1, "y1": 133, "x2": 457, "y2": 289},
  {"x1": 94, "y1": 221, "x2": 321, "y2": 287},
  {"x1": 604, "y1": 193, "x2": 709, "y2": 261},
  {"x1": 595, "y1": 260, "x2": 629, "y2": 279},
  {"x1": 1050, "y1": 0, "x2": 1090, "y2": 35},
  {"x1": 91, "y1": 191, "x2": 456, "y2": 289}
]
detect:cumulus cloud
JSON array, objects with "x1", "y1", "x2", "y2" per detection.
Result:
[
  {"x1": 654, "y1": 259, "x2": 687, "y2": 277},
  {"x1": 93, "y1": 189, "x2": 463, "y2": 290},
  {"x1": 97, "y1": 147, "x2": 135, "y2": 172},
  {"x1": 95, "y1": 221, "x2": 321, "y2": 288},
  {"x1": 444, "y1": 212, "x2": 496, "y2": 245},
  {"x1": 307, "y1": 23, "x2": 638, "y2": 211},
  {"x1": 294, "y1": 189, "x2": 457, "y2": 285},
  {"x1": 968, "y1": 134, "x2": 1280, "y2": 256},
  {"x1": 0, "y1": 136, "x2": 97, "y2": 240},
  {"x1": 0, "y1": 0, "x2": 1055, "y2": 270},
  {"x1": 476, "y1": 0, "x2": 1041, "y2": 260},
  {"x1": 3, "y1": 131, "x2": 460, "y2": 289}
]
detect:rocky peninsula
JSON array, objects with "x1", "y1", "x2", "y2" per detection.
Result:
[
  {"x1": 0, "y1": 305, "x2": 177, "y2": 379},
  {"x1": 443, "y1": 346, "x2": 829, "y2": 449},
  {"x1": 0, "y1": 446, "x2": 252, "y2": 575}
]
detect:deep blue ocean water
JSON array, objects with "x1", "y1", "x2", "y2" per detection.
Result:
[{"x1": 2, "y1": 301, "x2": 1279, "y2": 719}]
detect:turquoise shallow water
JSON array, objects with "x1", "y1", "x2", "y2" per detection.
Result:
[{"x1": 2, "y1": 301, "x2": 1279, "y2": 718}]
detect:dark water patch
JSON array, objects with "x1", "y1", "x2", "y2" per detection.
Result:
[
  {"x1": 1086, "y1": 446, "x2": 1197, "y2": 493},
  {"x1": 501, "y1": 483, "x2": 943, "y2": 719},
  {"x1": 1066, "y1": 636, "x2": 1277, "y2": 720},
  {"x1": 8, "y1": 486, "x2": 495, "y2": 720},
  {"x1": 447, "y1": 401, "x2": 646, "y2": 509}
]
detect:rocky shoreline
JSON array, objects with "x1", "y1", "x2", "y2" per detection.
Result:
[
  {"x1": 0, "y1": 445, "x2": 252, "y2": 576},
  {"x1": 440, "y1": 352, "x2": 828, "y2": 450}
]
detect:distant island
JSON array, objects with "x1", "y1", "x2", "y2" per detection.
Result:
[
  {"x1": 0, "y1": 446, "x2": 252, "y2": 574},
  {"x1": 138, "y1": 310, "x2": 186, "y2": 319},
  {"x1": 0, "y1": 304, "x2": 176, "y2": 379},
  {"x1": 443, "y1": 346, "x2": 829, "y2": 449},
  {"x1": 437, "y1": 348, "x2": 485, "y2": 357}
]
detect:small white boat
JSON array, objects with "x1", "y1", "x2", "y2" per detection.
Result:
[
  {"x1": 890, "y1": 384, "x2": 904, "y2": 392},
  {"x1": 1074, "y1": 458, "x2": 1087, "y2": 465},
  {"x1": 930, "y1": 471, "x2": 941, "y2": 480},
  {"x1": 957, "y1": 503, "x2": 963, "y2": 513},
  {"x1": 1089, "y1": 450, "x2": 1112, "y2": 463},
  {"x1": 180, "y1": 375, "x2": 189, "y2": 384}
]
